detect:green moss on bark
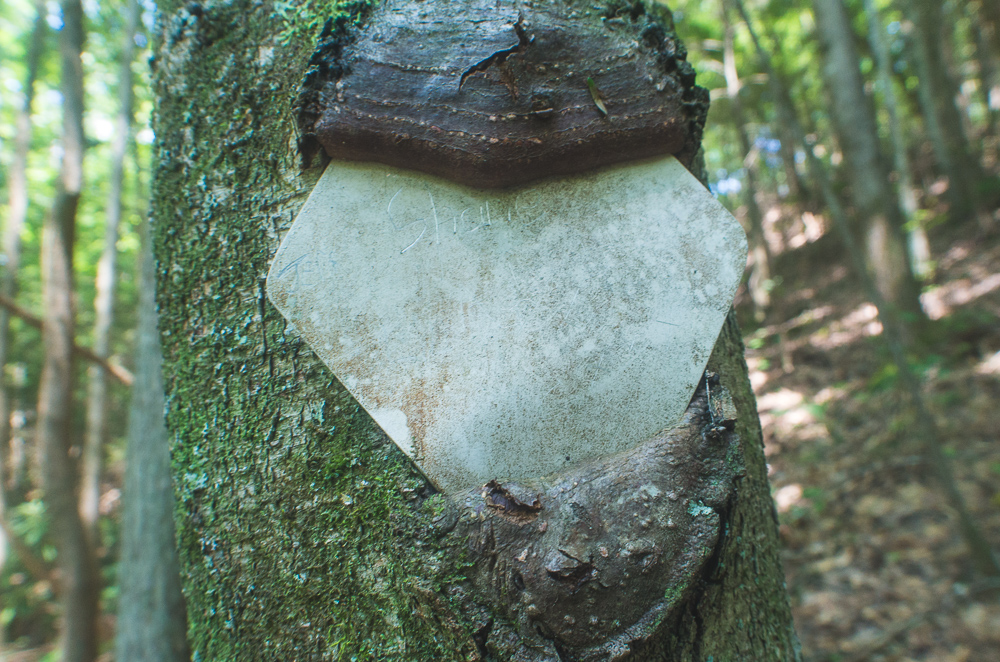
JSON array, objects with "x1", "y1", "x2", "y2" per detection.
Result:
[{"x1": 153, "y1": 1, "x2": 478, "y2": 658}]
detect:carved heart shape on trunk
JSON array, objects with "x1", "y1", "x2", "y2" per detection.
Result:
[{"x1": 266, "y1": 156, "x2": 746, "y2": 493}]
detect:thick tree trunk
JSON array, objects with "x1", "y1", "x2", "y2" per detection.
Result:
[
  {"x1": 114, "y1": 208, "x2": 190, "y2": 662},
  {"x1": 81, "y1": 0, "x2": 140, "y2": 539},
  {"x1": 811, "y1": 0, "x2": 924, "y2": 319},
  {"x1": 38, "y1": 1, "x2": 100, "y2": 660},
  {"x1": 152, "y1": 1, "x2": 798, "y2": 659}
]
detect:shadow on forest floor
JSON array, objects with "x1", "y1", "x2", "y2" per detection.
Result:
[{"x1": 736, "y1": 205, "x2": 1000, "y2": 661}]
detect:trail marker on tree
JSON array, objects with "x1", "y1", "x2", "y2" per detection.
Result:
[{"x1": 267, "y1": 157, "x2": 746, "y2": 492}]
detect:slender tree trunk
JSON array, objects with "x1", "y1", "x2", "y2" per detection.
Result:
[
  {"x1": 978, "y1": 0, "x2": 1000, "y2": 56},
  {"x1": 862, "y1": 0, "x2": 931, "y2": 278},
  {"x1": 722, "y1": 2, "x2": 772, "y2": 320},
  {"x1": 0, "y1": 0, "x2": 46, "y2": 537},
  {"x1": 114, "y1": 208, "x2": 190, "y2": 661},
  {"x1": 38, "y1": 1, "x2": 100, "y2": 660},
  {"x1": 969, "y1": 0, "x2": 1000, "y2": 135},
  {"x1": 905, "y1": 0, "x2": 986, "y2": 224},
  {"x1": 152, "y1": 1, "x2": 799, "y2": 659},
  {"x1": 811, "y1": 0, "x2": 924, "y2": 319},
  {"x1": 80, "y1": 0, "x2": 140, "y2": 540}
]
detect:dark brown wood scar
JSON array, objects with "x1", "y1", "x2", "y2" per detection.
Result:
[{"x1": 298, "y1": 0, "x2": 710, "y2": 188}]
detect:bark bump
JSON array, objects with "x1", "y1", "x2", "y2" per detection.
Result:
[
  {"x1": 446, "y1": 376, "x2": 744, "y2": 661},
  {"x1": 298, "y1": 0, "x2": 709, "y2": 187}
]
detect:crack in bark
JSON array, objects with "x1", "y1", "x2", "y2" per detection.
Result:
[{"x1": 459, "y1": 12, "x2": 533, "y2": 91}]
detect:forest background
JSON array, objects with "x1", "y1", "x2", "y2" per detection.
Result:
[{"x1": 0, "y1": 0, "x2": 999, "y2": 660}]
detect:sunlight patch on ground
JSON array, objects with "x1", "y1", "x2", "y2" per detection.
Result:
[
  {"x1": 921, "y1": 273, "x2": 1000, "y2": 320},
  {"x1": 808, "y1": 303, "x2": 883, "y2": 349},
  {"x1": 975, "y1": 350, "x2": 1000, "y2": 375},
  {"x1": 749, "y1": 369, "x2": 769, "y2": 390},
  {"x1": 756, "y1": 387, "x2": 804, "y2": 412},
  {"x1": 773, "y1": 483, "x2": 803, "y2": 512},
  {"x1": 756, "y1": 387, "x2": 826, "y2": 446}
]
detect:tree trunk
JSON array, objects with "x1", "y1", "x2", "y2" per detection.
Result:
[
  {"x1": 722, "y1": 3, "x2": 772, "y2": 320},
  {"x1": 862, "y1": 0, "x2": 931, "y2": 279},
  {"x1": 969, "y1": 0, "x2": 1000, "y2": 134},
  {"x1": 152, "y1": 1, "x2": 799, "y2": 659},
  {"x1": 811, "y1": 0, "x2": 924, "y2": 319},
  {"x1": 0, "y1": 0, "x2": 46, "y2": 551},
  {"x1": 38, "y1": 1, "x2": 100, "y2": 660},
  {"x1": 80, "y1": 0, "x2": 140, "y2": 540},
  {"x1": 113, "y1": 206, "x2": 190, "y2": 662},
  {"x1": 905, "y1": 0, "x2": 985, "y2": 223}
]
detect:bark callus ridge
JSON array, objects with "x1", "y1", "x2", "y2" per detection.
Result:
[
  {"x1": 300, "y1": 0, "x2": 709, "y2": 187},
  {"x1": 448, "y1": 378, "x2": 744, "y2": 661}
]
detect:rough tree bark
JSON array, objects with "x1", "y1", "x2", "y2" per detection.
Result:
[
  {"x1": 811, "y1": 0, "x2": 924, "y2": 319},
  {"x1": 37, "y1": 0, "x2": 100, "y2": 660},
  {"x1": 153, "y1": 1, "x2": 799, "y2": 659}
]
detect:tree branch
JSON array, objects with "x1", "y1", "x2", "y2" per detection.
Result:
[{"x1": 0, "y1": 294, "x2": 134, "y2": 386}]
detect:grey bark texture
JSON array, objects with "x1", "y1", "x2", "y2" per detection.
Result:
[
  {"x1": 113, "y1": 213, "x2": 190, "y2": 662},
  {"x1": 811, "y1": 0, "x2": 924, "y2": 318},
  {"x1": 152, "y1": 1, "x2": 799, "y2": 659},
  {"x1": 38, "y1": 0, "x2": 100, "y2": 660}
]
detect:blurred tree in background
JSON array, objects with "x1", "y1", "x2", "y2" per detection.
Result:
[{"x1": 0, "y1": 0, "x2": 999, "y2": 659}]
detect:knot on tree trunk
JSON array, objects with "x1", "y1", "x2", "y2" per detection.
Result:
[
  {"x1": 297, "y1": 0, "x2": 709, "y2": 187},
  {"x1": 444, "y1": 376, "x2": 744, "y2": 661}
]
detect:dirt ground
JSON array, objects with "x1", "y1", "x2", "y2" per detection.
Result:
[{"x1": 736, "y1": 205, "x2": 1000, "y2": 661}]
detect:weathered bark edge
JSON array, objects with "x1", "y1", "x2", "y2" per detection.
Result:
[
  {"x1": 437, "y1": 377, "x2": 743, "y2": 661},
  {"x1": 297, "y1": 0, "x2": 710, "y2": 187}
]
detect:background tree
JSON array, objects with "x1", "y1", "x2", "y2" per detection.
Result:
[
  {"x1": 811, "y1": 0, "x2": 923, "y2": 319},
  {"x1": 37, "y1": 0, "x2": 101, "y2": 659}
]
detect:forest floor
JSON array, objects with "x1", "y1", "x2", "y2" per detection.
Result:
[{"x1": 735, "y1": 203, "x2": 1000, "y2": 661}]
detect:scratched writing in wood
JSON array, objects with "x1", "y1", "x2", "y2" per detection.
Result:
[{"x1": 266, "y1": 156, "x2": 748, "y2": 494}]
